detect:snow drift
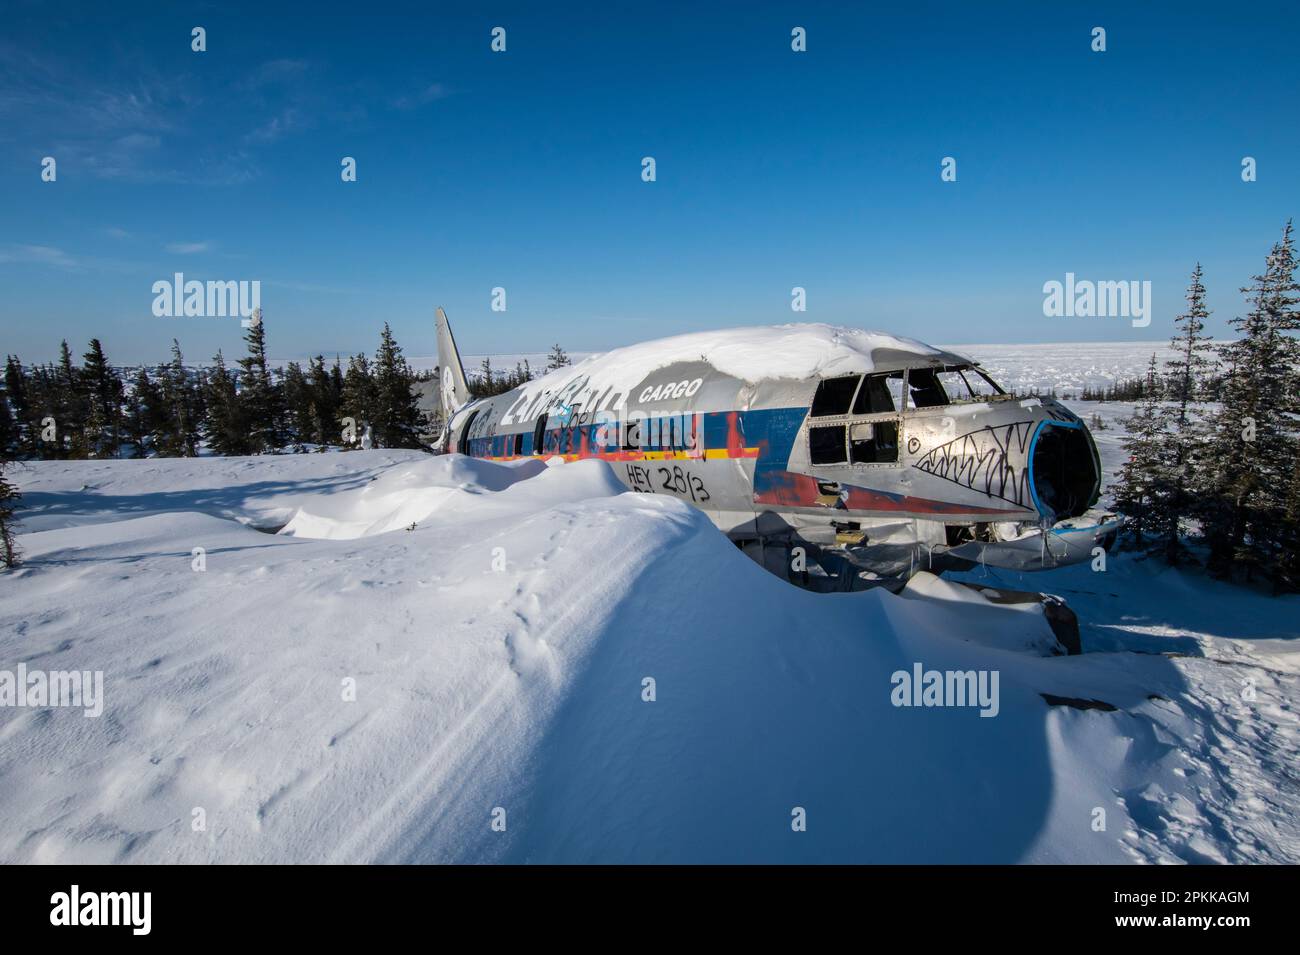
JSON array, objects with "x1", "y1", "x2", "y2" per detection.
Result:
[{"x1": 1, "y1": 450, "x2": 1296, "y2": 863}]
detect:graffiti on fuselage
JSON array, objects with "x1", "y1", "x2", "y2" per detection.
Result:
[
  {"x1": 624, "y1": 462, "x2": 712, "y2": 503},
  {"x1": 912, "y1": 420, "x2": 1035, "y2": 509},
  {"x1": 466, "y1": 401, "x2": 500, "y2": 441},
  {"x1": 500, "y1": 373, "x2": 628, "y2": 429}
]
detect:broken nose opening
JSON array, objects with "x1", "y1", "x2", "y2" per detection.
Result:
[{"x1": 1029, "y1": 421, "x2": 1098, "y2": 522}]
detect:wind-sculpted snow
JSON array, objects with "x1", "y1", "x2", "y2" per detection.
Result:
[{"x1": 1, "y1": 451, "x2": 1296, "y2": 863}]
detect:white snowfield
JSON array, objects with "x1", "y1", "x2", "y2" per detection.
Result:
[
  {"x1": 1, "y1": 446, "x2": 1297, "y2": 864},
  {"x1": 954, "y1": 341, "x2": 1183, "y2": 397}
]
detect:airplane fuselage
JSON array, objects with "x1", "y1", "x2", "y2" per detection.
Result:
[{"x1": 437, "y1": 321, "x2": 1112, "y2": 576}]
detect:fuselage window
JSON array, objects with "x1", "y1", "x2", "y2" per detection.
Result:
[
  {"x1": 849, "y1": 420, "x2": 899, "y2": 463},
  {"x1": 809, "y1": 425, "x2": 847, "y2": 464},
  {"x1": 810, "y1": 376, "x2": 861, "y2": 417}
]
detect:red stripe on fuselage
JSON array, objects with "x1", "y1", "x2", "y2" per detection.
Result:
[{"x1": 754, "y1": 470, "x2": 1024, "y2": 516}]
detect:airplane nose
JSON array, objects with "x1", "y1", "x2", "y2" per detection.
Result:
[{"x1": 1028, "y1": 418, "x2": 1100, "y2": 522}]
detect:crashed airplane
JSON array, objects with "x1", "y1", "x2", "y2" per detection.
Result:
[{"x1": 433, "y1": 307, "x2": 1119, "y2": 585}]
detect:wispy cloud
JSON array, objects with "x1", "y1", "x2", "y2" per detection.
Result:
[
  {"x1": 103, "y1": 226, "x2": 130, "y2": 239},
  {"x1": 0, "y1": 44, "x2": 365, "y2": 183},
  {"x1": 391, "y1": 83, "x2": 450, "y2": 111},
  {"x1": 237, "y1": 59, "x2": 322, "y2": 144},
  {"x1": 165, "y1": 241, "x2": 212, "y2": 254},
  {"x1": 0, "y1": 243, "x2": 152, "y2": 278},
  {"x1": 245, "y1": 108, "x2": 306, "y2": 144},
  {"x1": 240, "y1": 58, "x2": 310, "y2": 90},
  {"x1": 0, "y1": 244, "x2": 81, "y2": 269},
  {"x1": 0, "y1": 41, "x2": 261, "y2": 183}
]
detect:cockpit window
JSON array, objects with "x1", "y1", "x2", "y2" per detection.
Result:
[
  {"x1": 907, "y1": 368, "x2": 949, "y2": 408},
  {"x1": 814, "y1": 366, "x2": 1004, "y2": 418},
  {"x1": 852, "y1": 372, "x2": 905, "y2": 414},
  {"x1": 968, "y1": 367, "x2": 1005, "y2": 396},
  {"x1": 908, "y1": 365, "x2": 1005, "y2": 408},
  {"x1": 810, "y1": 375, "x2": 861, "y2": 417},
  {"x1": 936, "y1": 366, "x2": 1002, "y2": 401}
]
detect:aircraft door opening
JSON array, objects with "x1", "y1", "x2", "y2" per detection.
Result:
[
  {"x1": 458, "y1": 410, "x2": 479, "y2": 456},
  {"x1": 532, "y1": 413, "x2": 548, "y2": 456}
]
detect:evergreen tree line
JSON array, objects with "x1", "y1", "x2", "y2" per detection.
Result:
[
  {"x1": 1114, "y1": 222, "x2": 1300, "y2": 594},
  {"x1": 468, "y1": 343, "x2": 571, "y2": 398},
  {"x1": 1080, "y1": 372, "x2": 1226, "y2": 402},
  {"x1": 0, "y1": 315, "x2": 430, "y2": 461}
]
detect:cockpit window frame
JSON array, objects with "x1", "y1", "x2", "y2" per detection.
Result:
[
  {"x1": 900, "y1": 364, "x2": 1007, "y2": 410},
  {"x1": 809, "y1": 374, "x2": 863, "y2": 418},
  {"x1": 806, "y1": 372, "x2": 905, "y2": 469}
]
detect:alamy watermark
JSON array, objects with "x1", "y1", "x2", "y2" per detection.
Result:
[
  {"x1": 890, "y1": 663, "x2": 1000, "y2": 717},
  {"x1": 50, "y1": 885, "x2": 150, "y2": 935},
  {"x1": 152, "y1": 272, "x2": 260, "y2": 319},
  {"x1": 1042, "y1": 272, "x2": 1151, "y2": 327},
  {"x1": 0, "y1": 664, "x2": 104, "y2": 717}
]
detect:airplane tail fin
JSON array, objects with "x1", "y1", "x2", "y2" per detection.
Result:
[{"x1": 435, "y1": 306, "x2": 471, "y2": 420}]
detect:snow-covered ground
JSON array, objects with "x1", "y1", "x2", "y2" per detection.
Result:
[
  {"x1": 953, "y1": 342, "x2": 1181, "y2": 397},
  {"x1": 2, "y1": 427, "x2": 1295, "y2": 864},
  {"x1": 0, "y1": 329, "x2": 1293, "y2": 866}
]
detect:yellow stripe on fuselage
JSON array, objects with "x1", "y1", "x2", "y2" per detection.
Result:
[{"x1": 479, "y1": 447, "x2": 759, "y2": 463}]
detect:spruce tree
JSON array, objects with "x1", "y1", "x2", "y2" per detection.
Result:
[
  {"x1": 372, "y1": 323, "x2": 425, "y2": 448},
  {"x1": 54, "y1": 340, "x2": 84, "y2": 458},
  {"x1": 23, "y1": 363, "x2": 59, "y2": 460},
  {"x1": 545, "y1": 344, "x2": 570, "y2": 372},
  {"x1": 0, "y1": 457, "x2": 19, "y2": 569},
  {"x1": 306, "y1": 356, "x2": 339, "y2": 447},
  {"x1": 340, "y1": 354, "x2": 378, "y2": 446},
  {"x1": 0, "y1": 396, "x2": 13, "y2": 460},
  {"x1": 0, "y1": 370, "x2": 16, "y2": 458},
  {"x1": 80, "y1": 339, "x2": 123, "y2": 458},
  {"x1": 204, "y1": 350, "x2": 246, "y2": 455},
  {"x1": 1156, "y1": 265, "x2": 1215, "y2": 563},
  {"x1": 155, "y1": 340, "x2": 199, "y2": 456},
  {"x1": 330, "y1": 356, "x2": 344, "y2": 401},
  {"x1": 4, "y1": 356, "x2": 34, "y2": 457},
  {"x1": 1115, "y1": 354, "x2": 1170, "y2": 548},
  {"x1": 1280, "y1": 456, "x2": 1300, "y2": 593},
  {"x1": 282, "y1": 361, "x2": 313, "y2": 449},
  {"x1": 124, "y1": 368, "x2": 159, "y2": 457},
  {"x1": 237, "y1": 311, "x2": 285, "y2": 452},
  {"x1": 1202, "y1": 221, "x2": 1300, "y2": 586}
]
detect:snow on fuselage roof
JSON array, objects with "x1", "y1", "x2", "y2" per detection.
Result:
[{"x1": 474, "y1": 324, "x2": 973, "y2": 422}]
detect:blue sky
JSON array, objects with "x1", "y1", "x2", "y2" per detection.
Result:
[{"x1": 1, "y1": 1, "x2": 1296, "y2": 364}]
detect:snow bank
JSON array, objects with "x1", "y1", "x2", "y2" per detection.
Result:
[
  {"x1": 278, "y1": 455, "x2": 553, "y2": 539},
  {"x1": 1, "y1": 451, "x2": 1296, "y2": 863}
]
